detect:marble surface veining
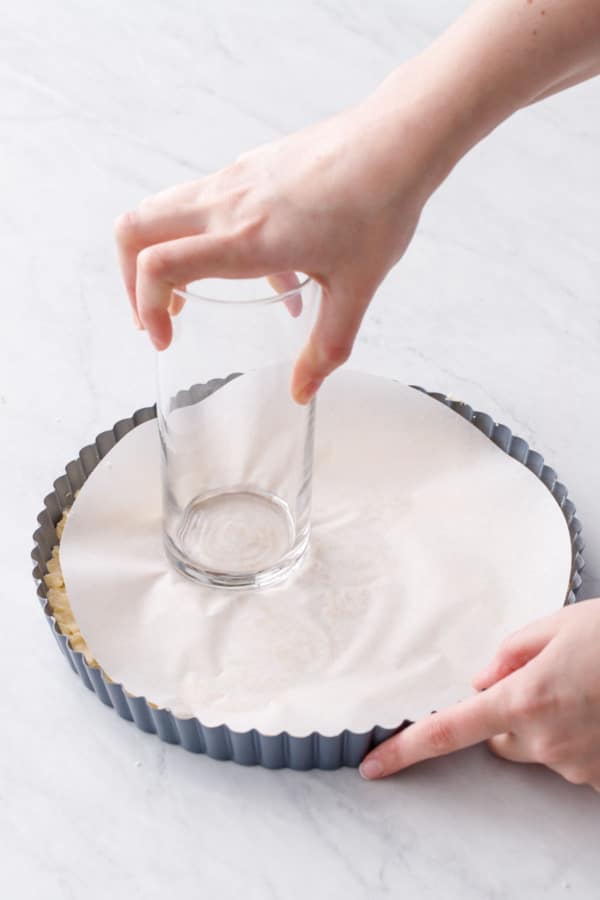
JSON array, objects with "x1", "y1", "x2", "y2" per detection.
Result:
[{"x1": 1, "y1": 1, "x2": 600, "y2": 898}]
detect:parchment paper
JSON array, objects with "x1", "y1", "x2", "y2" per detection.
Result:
[{"x1": 60, "y1": 370, "x2": 571, "y2": 736}]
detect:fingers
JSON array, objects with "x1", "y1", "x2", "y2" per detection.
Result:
[
  {"x1": 114, "y1": 194, "x2": 204, "y2": 320},
  {"x1": 472, "y1": 614, "x2": 560, "y2": 691},
  {"x1": 160, "y1": 271, "x2": 299, "y2": 339},
  {"x1": 168, "y1": 289, "x2": 187, "y2": 317},
  {"x1": 268, "y1": 272, "x2": 303, "y2": 317},
  {"x1": 359, "y1": 681, "x2": 511, "y2": 779},
  {"x1": 291, "y1": 279, "x2": 372, "y2": 405},
  {"x1": 134, "y1": 234, "x2": 262, "y2": 349}
]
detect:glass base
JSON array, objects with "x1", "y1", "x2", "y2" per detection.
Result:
[{"x1": 165, "y1": 487, "x2": 309, "y2": 589}]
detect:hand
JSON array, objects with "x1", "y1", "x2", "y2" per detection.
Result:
[
  {"x1": 114, "y1": 83, "x2": 440, "y2": 404},
  {"x1": 115, "y1": 0, "x2": 600, "y2": 406},
  {"x1": 360, "y1": 599, "x2": 600, "y2": 790}
]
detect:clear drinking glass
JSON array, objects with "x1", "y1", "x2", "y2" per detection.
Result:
[{"x1": 156, "y1": 274, "x2": 321, "y2": 590}]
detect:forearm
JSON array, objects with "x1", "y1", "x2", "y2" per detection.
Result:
[{"x1": 363, "y1": 0, "x2": 600, "y2": 193}]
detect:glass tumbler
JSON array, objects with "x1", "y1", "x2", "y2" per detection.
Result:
[{"x1": 156, "y1": 274, "x2": 321, "y2": 590}]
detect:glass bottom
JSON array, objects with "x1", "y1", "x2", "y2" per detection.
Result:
[{"x1": 165, "y1": 487, "x2": 309, "y2": 589}]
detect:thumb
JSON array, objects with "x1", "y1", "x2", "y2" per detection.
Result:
[
  {"x1": 472, "y1": 613, "x2": 561, "y2": 692},
  {"x1": 291, "y1": 279, "x2": 372, "y2": 405}
]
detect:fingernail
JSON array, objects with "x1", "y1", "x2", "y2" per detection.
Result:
[
  {"x1": 133, "y1": 312, "x2": 143, "y2": 330},
  {"x1": 150, "y1": 334, "x2": 166, "y2": 351},
  {"x1": 296, "y1": 378, "x2": 322, "y2": 405},
  {"x1": 359, "y1": 758, "x2": 383, "y2": 780}
]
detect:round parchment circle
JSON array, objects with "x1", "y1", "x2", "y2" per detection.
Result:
[{"x1": 60, "y1": 371, "x2": 572, "y2": 736}]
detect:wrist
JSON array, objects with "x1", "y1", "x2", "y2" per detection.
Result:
[
  {"x1": 362, "y1": 52, "x2": 524, "y2": 202},
  {"x1": 350, "y1": 66, "x2": 473, "y2": 213},
  {"x1": 350, "y1": 67, "x2": 464, "y2": 210}
]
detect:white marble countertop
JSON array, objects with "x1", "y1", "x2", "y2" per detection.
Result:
[{"x1": 2, "y1": 1, "x2": 600, "y2": 897}]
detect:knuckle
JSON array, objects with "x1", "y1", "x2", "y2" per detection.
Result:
[
  {"x1": 114, "y1": 209, "x2": 139, "y2": 244},
  {"x1": 215, "y1": 228, "x2": 243, "y2": 263},
  {"x1": 227, "y1": 217, "x2": 261, "y2": 246},
  {"x1": 497, "y1": 634, "x2": 530, "y2": 672},
  {"x1": 227, "y1": 155, "x2": 247, "y2": 176},
  {"x1": 138, "y1": 245, "x2": 171, "y2": 281},
  {"x1": 508, "y1": 678, "x2": 550, "y2": 722},
  {"x1": 233, "y1": 148, "x2": 258, "y2": 169},
  {"x1": 425, "y1": 717, "x2": 456, "y2": 754},
  {"x1": 532, "y1": 738, "x2": 562, "y2": 767},
  {"x1": 560, "y1": 765, "x2": 589, "y2": 786},
  {"x1": 321, "y1": 339, "x2": 352, "y2": 368},
  {"x1": 209, "y1": 186, "x2": 250, "y2": 221},
  {"x1": 239, "y1": 216, "x2": 267, "y2": 252},
  {"x1": 213, "y1": 159, "x2": 248, "y2": 193},
  {"x1": 219, "y1": 218, "x2": 265, "y2": 262},
  {"x1": 240, "y1": 212, "x2": 267, "y2": 240},
  {"x1": 498, "y1": 632, "x2": 519, "y2": 658}
]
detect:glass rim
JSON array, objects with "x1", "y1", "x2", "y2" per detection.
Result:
[{"x1": 172, "y1": 275, "x2": 312, "y2": 307}]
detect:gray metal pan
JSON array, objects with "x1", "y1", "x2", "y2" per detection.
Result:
[{"x1": 31, "y1": 380, "x2": 585, "y2": 769}]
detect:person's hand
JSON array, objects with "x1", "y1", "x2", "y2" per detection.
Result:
[
  {"x1": 114, "y1": 77, "x2": 445, "y2": 404},
  {"x1": 115, "y1": 0, "x2": 600, "y2": 406},
  {"x1": 360, "y1": 599, "x2": 600, "y2": 790}
]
